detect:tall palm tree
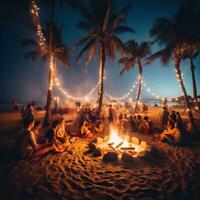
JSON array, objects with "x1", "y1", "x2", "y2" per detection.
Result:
[
  {"x1": 43, "y1": 0, "x2": 77, "y2": 125},
  {"x1": 148, "y1": 20, "x2": 195, "y2": 124},
  {"x1": 76, "y1": 0, "x2": 134, "y2": 117},
  {"x1": 119, "y1": 40, "x2": 151, "y2": 112},
  {"x1": 148, "y1": 0, "x2": 200, "y2": 125},
  {"x1": 182, "y1": 48, "x2": 199, "y2": 101},
  {"x1": 22, "y1": 20, "x2": 71, "y2": 126},
  {"x1": 23, "y1": 0, "x2": 78, "y2": 126},
  {"x1": 175, "y1": 0, "x2": 200, "y2": 106}
]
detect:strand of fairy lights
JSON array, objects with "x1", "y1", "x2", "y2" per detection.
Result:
[
  {"x1": 106, "y1": 80, "x2": 137, "y2": 101},
  {"x1": 30, "y1": 1, "x2": 56, "y2": 91},
  {"x1": 54, "y1": 77, "x2": 99, "y2": 101},
  {"x1": 30, "y1": 0, "x2": 46, "y2": 52},
  {"x1": 49, "y1": 54, "x2": 55, "y2": 90},
  {"x1": 173, "y1": 68, "x2": 184, "y2": 96},
  {"x1": 173, "y1": 67, "x2": 191, "y2": 111}
]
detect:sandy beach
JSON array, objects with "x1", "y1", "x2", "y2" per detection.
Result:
[{"x1": 0, "y1": 107, "x2": 200, "y2": 199}]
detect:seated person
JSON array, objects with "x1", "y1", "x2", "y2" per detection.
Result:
[
  {"x1": 138, "y1": 116, "x2": 152, "y2": 134},
  {"x1": 94, "y1": 120, "x2": 104, "y2": 134},
  {"x1": 80, "y1": 120, "x2": 93, "y2": 139},
  {"x1": 44, "y1": 120, "x2": 68, "y2": 152},
  {"x1": 160, "y1": 120, "x2": 182, "y2": 144},
  {"x1": 32, "y1": 120, "x2": 42, "y2": 142},
  {"x1": 44, "y1": 120, "x2": 60, "y2": 143},
  {"x1": 136, "y1": 115, "x2": 143, "y2": 129},
  {"x1": 18, "y1": 118, "x2": 55, "y2": 159},
  {"x1": 55, "y1": 118, "x2": 69, "y2": 144}
]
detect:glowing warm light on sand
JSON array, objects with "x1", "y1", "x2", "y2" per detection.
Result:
[
  {"x1": 108, "y1": 126, "x2": 130, "y2": 148},
  {"x1": 104, "y1": 126, "x2": 147, "y2": 156}
]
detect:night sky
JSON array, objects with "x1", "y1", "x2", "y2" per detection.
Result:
[{"x1": 0, "y1": 0, "x2": 200, "y2": 103}]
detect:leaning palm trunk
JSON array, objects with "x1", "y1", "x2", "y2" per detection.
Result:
[
  {"x1": 190, "y1": 58, "x2": 198, "y2": 101},
  {"x1": 43, "y1": 53, "x2": 55, "y2": 126},
  {"x1": 174, "y1": 54, "x2": 194, "y2": 124},
  {"x1": 134, "y1": 59, "x2": 142, "y2": 113},
  {"x1": 97, "y1": 40, "x2": 105, "y2": 118}
]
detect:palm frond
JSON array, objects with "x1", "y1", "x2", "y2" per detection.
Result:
[
  {"x1": 120, "y1": 62, "x2": 135, "y2": 76},
  {"x1": 75, "y1": 34, "x2": 96, "y2": 47},
  {"x1": 21, "y1": 38, "x2": 38, "y2": 47},
  {"x1": 83, "y1": 43, "x2": 96, "y2": 69},
  {"x1": 112, "y1": 13, "x2": 126, "y2": 29},
  {"x1": 76, "y1": 38, "x2": 96, "y2": 63},
  {"x1": 146, "y1": 46, "x2": 173, "y2": 65},
  {"x1": 114, "y1": 26, "x2": 135, "y2": 35},
  {"x1": 103, "y1": 5, "x2": 111, "y2": 32},
  {"x1": 112, "y1": 35, "x2": 127, "y2": 55}
]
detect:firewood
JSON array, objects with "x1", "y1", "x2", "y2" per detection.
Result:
[
  {"x1": 115, "y1": 142, "x2": 123, "y2": 149},
  {"x1": 120, "y1": 147, "x2": 135, "y2": 150}
]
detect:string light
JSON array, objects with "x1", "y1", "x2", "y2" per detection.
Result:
[
  {"x1": 30, "y1": 0, "x2": 46, "y2": 52},
  {"x1": 54, "y1": 76, "x2": 99, "y2": 101},
  {"x1": 106, "y1": 80, "x2": 137, "y2": 101},
  {"x1": 49, "y1": 54, "x2": 55, "y2": 90}
]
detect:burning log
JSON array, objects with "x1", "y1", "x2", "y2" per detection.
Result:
[
  {"x1": 108, "y1": 143, "x2": 118, "y2": 153},
  {"x1": 115, "y1": 142, "x2": 123, "y2": 149},
  {"x1": 120, "y1": 147, "x2": 135, "y2": 151}
]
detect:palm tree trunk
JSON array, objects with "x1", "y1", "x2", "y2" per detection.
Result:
[
  {"x1": 190, "y1": 58, "x2": 198, "y2": 100},
  {"x1": 174, "y1": 54, "x2": 194, "y2": 124},
  {"x1": 97, "y1": 40, "x2": 105, "y2": 118},
  {"x1": 134, "y1": 58, "x2": 142, "y2": 113},
  {"x1": 43, "y1": 54, "x2": 54, "y2": 126},
  {"x1": 43, "y1": 5, "x2": 55, "y2": 127}
]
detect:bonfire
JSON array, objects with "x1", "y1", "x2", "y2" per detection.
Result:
[{"x1": 97, "y1": 126, "x2": 149, "y2": 158}]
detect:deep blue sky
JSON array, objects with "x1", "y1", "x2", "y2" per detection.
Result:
[{"x1": 0, "y1": 0, "x2": 199, "y2": 103}]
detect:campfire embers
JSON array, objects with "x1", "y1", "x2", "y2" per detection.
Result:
[
  {"x1": 96, "y1": 126, "x2": 150, "y2": 160},
  {"x1": 108, "y1": 142, "x2": 135, "y2": 153},
  {"x1": 107, "y1": 126, "x2": 141, "y2": 156}
]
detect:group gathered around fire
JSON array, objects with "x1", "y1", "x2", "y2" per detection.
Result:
[{"x1": 15, "y1": 100, "x2": 195, "y2": 160}]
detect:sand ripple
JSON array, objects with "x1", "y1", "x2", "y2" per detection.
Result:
[{"x1": 0, "y1": 139, "x2": 200, "y2": 200}]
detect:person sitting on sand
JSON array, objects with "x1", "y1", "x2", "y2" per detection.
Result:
[
  {"x1": 169, "y1": 110, "x2": 176, "y2": 124},
  {"x1": 22, "y1": 103, "x2": 35, "y2": 125},
  {"x1": 160, "y1": 120, "x2": 182, "y2": 144},
  {"x1": 32, "y1": 120, "x2": 42, "y2": 143},
  {"x1": 18, "y1": 118, "x2": 56, "y2": 159},
  {"x1": 44, "y1": 120, "x2": 68, "y2": 152},
  {"x1": 55, "y1": 118, "x2": 68, "y2": 143},
  {"x1": 138, "y1": 116, "x2": 153, "y2": 134},
  {"x1": 81, "y1": 120, "x2": 92, "y2": 138},
  {"x1": 136, "y1": 115, "x2": 143, "y2": 129}
]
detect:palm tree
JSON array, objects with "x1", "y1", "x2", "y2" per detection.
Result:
[
  {"x1": 119, "y1": 40, "x2": 151, "y2": 112},
  {"x1": 148, "y1": 0, "x2": 200, "y2": 125},
  {"x1": 22, "y1": 21, "x2": 71, "y2": 126},
  {"x1": 23, "y1": 0, "x2": 78, "y2": 126},
  {"x1": 148, "y1": 19, "x2": 195, "y2": 124},
  {"x1": 76, "y1": 0, "x2": 134, "y2": 117},
  {"x1": 44, "y1": 0, "x2": 79, "y2": 126},
  {"x1": 182, "y1": 48, "x2": 199, "y2": 101}
]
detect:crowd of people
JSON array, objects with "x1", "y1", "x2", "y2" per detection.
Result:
[
  {"x1": 159, "y1": 106, "x2": 193, "y2": 145},
  {"x1": 15, "y1": 100, "x2": 197, "y2": 160}
]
